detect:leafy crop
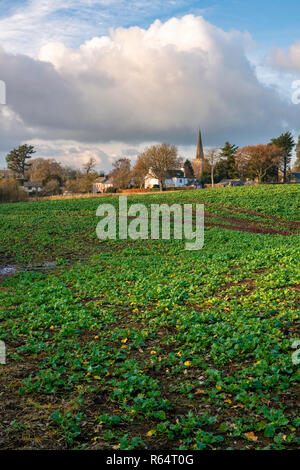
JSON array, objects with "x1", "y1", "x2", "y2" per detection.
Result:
[{"x1": 0, "y1": 184, "x2": 299, "y2": 450}]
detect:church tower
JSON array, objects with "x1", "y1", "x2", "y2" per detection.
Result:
[{"x1": 192, "y1": 129, "x2": 205, "y2": 181}]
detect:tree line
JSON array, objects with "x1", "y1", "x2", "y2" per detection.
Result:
[
  {"x1": 109, "y1": 131, "x2": 300, "y2": 190},
  {"x1": 1, "y1": 131, "x2": 299, "y2": 201},
  {"x1": 200, "y1": 131, "x2": 298, "y2": 186},
  {"x1": 2, "y1": 146, "x2": 103, "y2": 199}
]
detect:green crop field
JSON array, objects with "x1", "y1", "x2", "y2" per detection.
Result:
[{"x1": 0, "y1": 184, "x2": 299, "y2": 450}]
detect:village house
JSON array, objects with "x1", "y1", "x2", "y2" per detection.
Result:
[
  {"x1": 21, "y1": 181, "x2": 43, "y2": 195},
  {"x1": 144, "y1": 168, "x2": 198, "y2": 189},
  {"x1": 145, "y1": 130, "x2": 204, "y2": 189},
  {"x1": 93, "y1": 175, "x2": 114, "y2": 193}
]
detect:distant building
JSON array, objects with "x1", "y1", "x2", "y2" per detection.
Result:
[
  {"x1": 93, "y1": 176, "x2": 114, "y2": 193},
  {"x1": 0, "y1": 169, "x2": 11, "y2": 179},
  {"x1": 21, "y1": 181, "x2": 43, "y2": 194},
  {"x1": 219, "y1": 179, "x2": 244, "y2": 187},
  {"x1": 290, "y1": 172, "x2": 300, "y2": 183},
  {"x1": 145, "y1": 169, "x2": 186, "y2": 189},
  {"x1": 145, "y1": 131, "x2": 204, "y2": 189},
  {"x1": 145, "y1": 168, "x2": 199, "y2": 189},
  {"x1": 192, "y1": 129, "x2": 205, "y2": 180}
]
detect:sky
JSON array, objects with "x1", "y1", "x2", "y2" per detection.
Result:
[{"x1": 0, "y1": 0, "x2": 300, "y2": 171}]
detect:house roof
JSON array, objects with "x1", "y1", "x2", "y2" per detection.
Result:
[
  {"x1": 146, "y1": 168, "x2": 186, "y2": 180},
  {"x1": 24, "y1": 181, "x2": 43, "y2": 187},
  {"x1": 94, "y1": 176, "x2": 113, "y2": 185},
  {"x1": 291, "y1": 172, "x2": 300, "y2": 180},
  {"x1": 164, "y1": 170, "x2": 185, "y2": 178}
]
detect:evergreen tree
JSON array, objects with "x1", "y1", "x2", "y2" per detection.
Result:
[
  {"x1": 270, "y1": 132, "x2": 295, "y2": 182},
  {"x1": 295, "y1": 136, "x2": 300, "y2": 171},
  {"x1": 183, "y1": 159, "x2": 194, "y2": 178},
  {"x1": 6, "y1": 144, "x2": 35, "y2": 179},
  {"x1": 216, "y1": 142, "x2": 238, "y2": 180}
]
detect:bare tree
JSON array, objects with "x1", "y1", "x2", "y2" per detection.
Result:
[
  {"x1": 28, "y1": 158, "x2": 62, "y2": 183},
  {"x1": 65, "y1": 173, "x2": 98, "y2": 193},
  {"x1": 205, "y1": 148, "x2": 221, "y2": 187},
  {"x1": 235, "y1": 144, "x2": 284, "y2": 182},
  {"x1": 83, "y1": 157, "x2": 97, "y2": 174},
  {"x1": 44, "y1": 179, "x2": 61, "y2": 196},
  {"x1": 109, "y1": 158, "x2": 132, "y2": 189},
  {"x1": 132, "y1": 153, "x2": 153, "y2": 188},
  {"x1": 134, "y1": 143, "x2": 182, "y2": 191}
]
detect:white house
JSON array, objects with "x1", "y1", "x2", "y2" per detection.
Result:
[
  {"x1": 145, "y1": 168, "x2": 198, "y2": 189},
  {"x1": 93, "y1": 176, "x2": 114, "y2": 193},
  {"x1": 22, "y1": 181, "x2": 43, "y2": 194}
]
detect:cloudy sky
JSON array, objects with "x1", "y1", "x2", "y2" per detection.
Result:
[{"x1": 0, "y1": 0, "x2": 300, "y2": 171}]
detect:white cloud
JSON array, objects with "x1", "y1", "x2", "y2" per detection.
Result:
[
  {"x1": 272, "y1": 42, "x2": 300, "y2": 73},
  {"x1": 0, "y1": 14, "x2": 299, "y2": 168},
  {"x1": 0, "y1": 0, "x2": 108, "y2": 56},
  {"x1": 0, "y1": 0, "x2": 196, "y2": 57},
  {"x1": 24, "y1": 139, "x2": 141, "y2": 171}
]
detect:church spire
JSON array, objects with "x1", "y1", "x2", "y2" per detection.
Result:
[
  {"x1": 196, "y1": 129, "x2": 204, "y2": 160},
  {"x1": 192, "y1": 128, "x2": 205, "y2": 182}
]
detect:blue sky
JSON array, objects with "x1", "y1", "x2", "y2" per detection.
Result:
[
  {"x1": 0, "y1": 1, "x2": 299, "y2": 170},
  {"x1": 0, "y1": 0, "x2": 299, "y2": 54},
  {"x1": 204, "y1": 0, "x2": 300, "y2": 48}
]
